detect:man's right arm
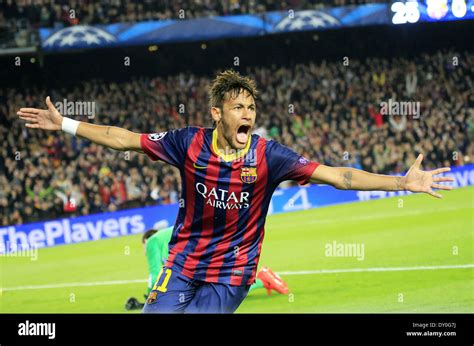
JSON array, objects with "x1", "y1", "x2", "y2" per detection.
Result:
[
  {"x1": 19, "y1": 96, "x2": 193, "y2": 166},
  {"x1": 18, "y1": 96, "x2": 143, "y2": 152},
  {"x1": 76, "y1": 122, "x2": 142, "y2": 152}
]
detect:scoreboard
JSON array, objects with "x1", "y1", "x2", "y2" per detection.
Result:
[{"x1": 390, "y1": 0, "x2": 474, "y2": 24}]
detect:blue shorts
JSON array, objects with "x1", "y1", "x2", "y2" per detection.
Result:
[{"x1": 142, "y1": 266, "x2": 250, "y2": 314}]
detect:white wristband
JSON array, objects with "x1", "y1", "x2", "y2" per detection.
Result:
[{"x1": 61, "y1": 117, "x2": 80, "y2": 136}]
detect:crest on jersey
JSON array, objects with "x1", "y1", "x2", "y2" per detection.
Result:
[
  {"x1": 146, "y1": 291, "x2": 157, "y2": 304},
  {"x1": 148, "y1": 132, "x2": 167, "y2": 141},
  {"x1": 240, "y1": 167, "x2": 257, "y2": 184}
]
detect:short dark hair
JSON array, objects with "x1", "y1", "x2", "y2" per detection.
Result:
[
  {"x1": 208, "y1": 69, "x2": 258, "y2": 111},
  {"x1": 142, "y1": 229, "x2": 158, "y2": 243}
]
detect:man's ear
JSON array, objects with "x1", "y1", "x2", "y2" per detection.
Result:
[{"x1": 210, "y1": 107, "x2": 221, "y2": 124}]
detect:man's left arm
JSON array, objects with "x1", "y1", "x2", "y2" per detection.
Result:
[{"x1": 310, "y1": 154, "x2": 454, "y2": 198}]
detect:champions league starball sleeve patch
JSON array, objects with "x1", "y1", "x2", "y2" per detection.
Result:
[
  {"x1": 140, "y1": 128, "x2": 198, "y2": 167},
  {"x1": 148, "y1": 132, "x2": 167, "y2": 141}
]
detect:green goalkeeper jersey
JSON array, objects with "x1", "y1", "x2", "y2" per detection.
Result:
[{"x1": 146, "y1": 227, "x2": 173, "y2": 294}]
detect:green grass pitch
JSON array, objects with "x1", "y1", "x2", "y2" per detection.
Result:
[{"x1": 1, "y1": 186, "x2": 472, "y2": 313}]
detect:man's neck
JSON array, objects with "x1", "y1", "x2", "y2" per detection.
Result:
[{"x1": 215, "y1": 126, "x2": 231, "y2": 154}]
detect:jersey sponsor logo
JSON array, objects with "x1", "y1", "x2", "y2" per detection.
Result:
[
  {"x1": 148, "y1": 132, "x2": 167, "y2": 141},
  {"x1": 195, "y1": 183, "x2": 250, "y2": 210},
  {"x1": 240, "y1": 166, "x2": 258, "y2": 184}
]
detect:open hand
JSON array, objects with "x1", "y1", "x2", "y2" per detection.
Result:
[
  {"x1": 404, "y1": 154, "x2": 454, "y2": 198},
  {"x1": 17, "y1": 96, "x2": 63, "y2": 131}
]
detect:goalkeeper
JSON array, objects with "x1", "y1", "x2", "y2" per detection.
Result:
[{"x1": 125, "y1": 227, "x2": 289, "y2": 310}]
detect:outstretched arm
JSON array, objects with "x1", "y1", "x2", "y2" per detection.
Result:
[
  {"x1": 310, "y1": 154, "x2": 454, "y2": 198},
  {"x1": 17, "y1": 96, "x2": 142, "y2": 152}
]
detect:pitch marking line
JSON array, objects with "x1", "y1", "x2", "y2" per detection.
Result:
[
  {"x1": 2, "y1": 264, "x2": 473, "y2": 292},
  {"x1": 277, "y1": 264, "x2": 474, "y2": 275}
]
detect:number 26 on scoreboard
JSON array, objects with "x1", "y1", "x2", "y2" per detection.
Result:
[{"x1": 391, "y1": 1, "x2": 421, "y2": 24}]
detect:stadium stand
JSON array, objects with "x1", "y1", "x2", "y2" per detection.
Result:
[
  {"x1": 1, "y1": 49, "x2": 472, "y2": 225},
  {"x1": 0, "y1": 0, "x2": 388, "y2": 47}
]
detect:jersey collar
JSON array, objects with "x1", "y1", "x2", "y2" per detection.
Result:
[{"x1": 211, "y1": 127, "x2": 251, "y2": 162}]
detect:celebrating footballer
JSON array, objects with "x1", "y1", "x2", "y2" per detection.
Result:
[{"x1": 17, "y1": 70, "x2": 454, "y2": 313}]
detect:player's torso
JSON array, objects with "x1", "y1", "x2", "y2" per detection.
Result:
[
  {"x1": 181, "y1": 128, "x2": 273, "y2": 236},
  {"x1": 186, "y1": 129, "x2": 267, "y2": 209},
  {"x1": 168, "y1": 128, "x2": 275, "y2": 284}
]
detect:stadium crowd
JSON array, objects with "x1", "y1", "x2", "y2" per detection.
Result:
[
  {"x1": 1, "y1": 49, "x2": 472, "y2": 225},
  {"x1": 2, "y1": 0, "x2": 387, "y2": 27},
  {"x1": 0, "y1": 0, "x2": 387, "y2": 48}
]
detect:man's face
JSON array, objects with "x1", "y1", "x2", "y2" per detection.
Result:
[{"x1": 213, "y1": 89, "x2": 256, "y2": 150}]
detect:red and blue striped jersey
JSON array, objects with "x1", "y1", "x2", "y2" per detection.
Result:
[{"x1": 140, "y1": 127, "x2": 319, "y2": 286}]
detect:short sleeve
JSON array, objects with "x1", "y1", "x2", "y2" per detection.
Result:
[
  {"x1": 266, "y1": 140, "x2": 319, "y2": 185},
  {"x1": 140, "y1": 127, "x2": 195, "y2": 168}
]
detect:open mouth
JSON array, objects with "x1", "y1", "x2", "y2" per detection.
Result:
[{"x1": 236, "y1": 124, "x2": 251, "y2": 145}]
